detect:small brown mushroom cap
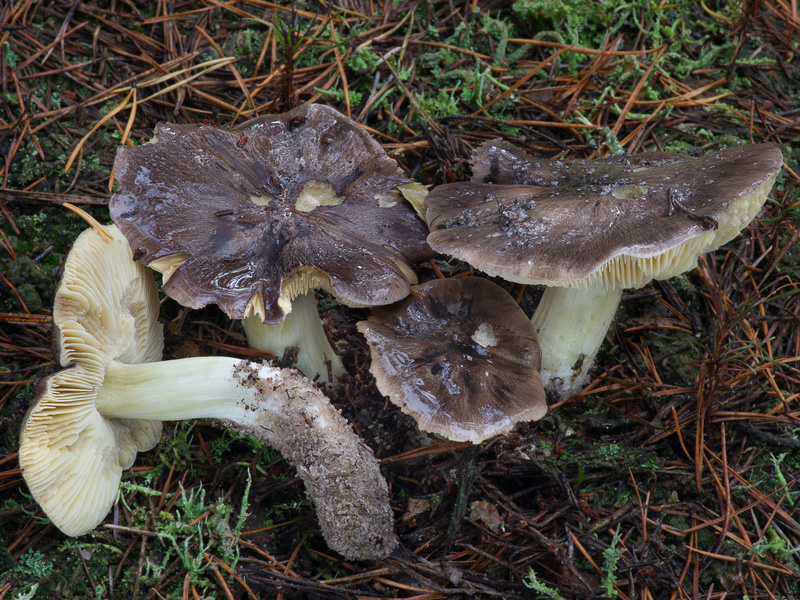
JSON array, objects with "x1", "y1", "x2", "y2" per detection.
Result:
[
  {"x1": 111, "y1": 104, "x2": 433, "y2": 324},
  {"x1": 426, "y1": 142, "x2": 783, "y2": 288},
  {"x1": 357, "y1": 276, "x2": 546, "y2": 443},
  {"x1": 19, "y1": 226, "x2": 163, "y2": 536}
]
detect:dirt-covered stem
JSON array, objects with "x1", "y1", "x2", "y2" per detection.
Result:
[{"x1": 96, "y1": 358, "x2": 395, "y2": 560}]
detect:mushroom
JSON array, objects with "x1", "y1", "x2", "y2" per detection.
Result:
[
  {"x1": 110, "y1": 103, "x2": 433, "y2": 384},
  {"x1": 357, "y1": 276, "x2": 547, "y2": 443},
  {"x1": 19, "y1": 225, "x2": 395, "y2": 560},
  {"x1": 425, "y1": 141, "x2": 783, "y2": 397}
]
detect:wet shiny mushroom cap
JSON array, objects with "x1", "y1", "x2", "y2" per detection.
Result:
[
  {"x1": 357, "y1": 276, "x2": 547, "y2": 444},
  {"x1": 110, "y1": 104, "x2": 433, "y2": 324},
  {"x1": 426, "y1": 142, "x2": 783, "y2": 289}
]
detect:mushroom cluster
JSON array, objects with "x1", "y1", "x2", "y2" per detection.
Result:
[{"x1": 21, "y1": 103, "x2": 783, "y2": 562}]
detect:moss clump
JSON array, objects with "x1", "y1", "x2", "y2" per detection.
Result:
[
  {"x1": 0, "y1": 256, "x2": 53, "y2": 312},
  {"x1": 1, "y1": 210, "x2": 104, "y2": 312}
]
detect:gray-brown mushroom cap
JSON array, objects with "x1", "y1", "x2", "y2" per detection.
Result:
[
  {"x1": 110, "y1": 103, "x2": 433, "y2": 324},
  {"x1": 357, "y1": 276, "x2": 546, "y2": 444},
  {"x1": 426, "y1": 143, "x2": 783, "y2": 288}
]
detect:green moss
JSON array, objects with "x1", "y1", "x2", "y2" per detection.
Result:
[
  {"x1": 154, "y1": 421, "x2": 197, "y2": 476},
  {"x1": 0, "y1": 256, "x2": 52, "y2": 313},
  {"x1": 1, "y1": 210, "x2": 99, "y2": 312},
  {"x1": 209, "y1": 429, "x2": 281, "y2": 467},
  {"x1": 751, "y1": 526, "x2": 800, "y2": 564},
  {"x1": 415, "y1": 89, "x2": 461, "y2": 120},
  {"x1": 232, "y1": 27, "x2": 267, "y2": 57},
  {"x1": 14, "y1": 549, "x2": 53, "y2": 579},
  {"x1": 316, "y1": 87, "x2": 364, "y2": 107},
  {"x1": 597, "y1": 442, "x2": 623, "y2": 465},
  {"x1": 348, "y1": 46, "x2": 382, "y2": 72},
  {"x1": 512, "y1": 0, "x2": 621, "y2": 48}
]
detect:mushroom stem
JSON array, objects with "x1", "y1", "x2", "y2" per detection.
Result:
[
  {"x1": 242, "y1": 292, "x2": 344, "y2": 385},
  {"x1": 530, "y1": 285, "x2": 623, "y2": 398},
  {"x1": 94, "y1": 357, "x2": 278, "y2": 420},
  {"x1": 94, "y1": 357, "x2": 394, "y2": 560}
]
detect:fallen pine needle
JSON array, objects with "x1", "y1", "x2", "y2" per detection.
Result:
[
  {"x1": 62, "y1": 203, "x2": 113, "y2": 242},
  {"x1": 64, "y1": 88, "x2": 134, "y2": 174}
]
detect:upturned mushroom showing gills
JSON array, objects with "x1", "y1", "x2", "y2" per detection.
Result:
[
  {"x1": 357, "y1": 277, "x2": 547, "y2": 443},
  {"x1": 110, "y1": 103, "x2": 433, "y2": 385},
  {"x1": 19, "y1": 225, "x2": 395, "y2": 560},
  {"x1": 425, "y1": 140, "x2": 783, "y2": 398}
]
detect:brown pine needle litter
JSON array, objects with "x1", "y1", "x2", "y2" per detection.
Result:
[
  {"x1": 2, "y1": 0, "x2": 800, "y2": 598},
  {"x1": 61, "y1": 202, "x2": 112, "y2": 242}
]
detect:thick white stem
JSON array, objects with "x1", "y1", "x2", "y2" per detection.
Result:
[
  {"x1": 531, "y1": 286, "x2": 623, "y2": 398},
  {"x1": 243, "y1": 292, "x2": 344, "y2": 385},
  {"x1": 96, "y1": 358, "x2": 395, "y2": 560},
  {"x1": 97, "y1": 357, "x2": 259, "y2": 420}
]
